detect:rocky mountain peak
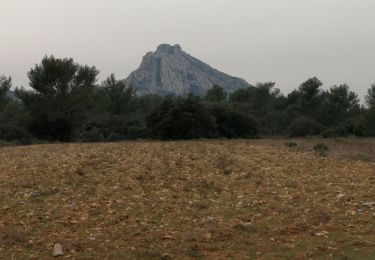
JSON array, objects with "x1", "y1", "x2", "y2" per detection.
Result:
[
  {"x1": 126, "y1": 44, "x2": 251, "y2": 96},
  {"x1": 156, "y1": 44, "x2": 182, "y2": 54}
]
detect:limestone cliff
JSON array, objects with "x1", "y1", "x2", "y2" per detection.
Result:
[{"x1": 126, "y1": 44, "x2": 250, "y2": 96}]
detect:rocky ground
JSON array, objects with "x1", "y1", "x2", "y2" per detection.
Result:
[{"x1": 1, "y1": 140, "x2": 375, "y2": 259}]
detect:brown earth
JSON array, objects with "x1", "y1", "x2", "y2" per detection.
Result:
[{"x1": 1, "y1": 140, "x2": 375, "y2": 259}]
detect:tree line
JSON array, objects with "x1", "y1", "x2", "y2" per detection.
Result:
[{"x1": 1, "y1": 55, "x2": 375, "y2": 144}]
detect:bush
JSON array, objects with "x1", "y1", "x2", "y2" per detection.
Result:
[
  {"x1": 284, "y1": 142, "x2": 297, "y2": 147},
  {"x1": 362, "y1": 107, "x2": 375, "y2": 136},
  {"x1": 80, "y1": 115, "x2": 145, "y2": 142},
  {"x1": 29, "y1": 115, "x2": 74, "y2": 142},
  {"x1": 313, "y1": 143, "x2": 329, "y2": 152},
  {"x1": 321, "y1": 127, "x2": 348, "y2": 138},
  {"x1": 352, "y1": 121, "x2": 365, "y2": 137},
  {"x1": 288, "y1": 117, "x2": 322, "y2": 137},
  {"x1": 313, "y1": 143, "x2": 329, "y2": 157},
  {"x1": 207, "y1": 104, "x2": 258, "y2": 138},
  {"x1": 147, "y1": 96, "x2": 218, "y2": 140},
  {"x1": 105, "y1": 115, "x2": 142, "y2": 138},
  {"x1": 126, "y1": 126, "x2": 151, "y2": 140},
  {"x1": 0, "y1": 125, "x2": 32, "y2": 145},
  {"x1": 79, "y1": 126, "x2": 106, "y2": 142},
  {"x1": 0, "y1": 101, "x2": 31, "y2": 144}
]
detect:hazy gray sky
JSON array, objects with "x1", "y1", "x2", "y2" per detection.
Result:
[{"x1": 1, "y1": 0, "x2": 374, "y2": 98}]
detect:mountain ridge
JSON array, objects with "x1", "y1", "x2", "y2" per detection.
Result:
[{"x1": 126, "y1": 44, "x2": 251, "y2": 96}]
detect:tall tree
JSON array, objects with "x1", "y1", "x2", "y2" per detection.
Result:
[
  {"x1": 0, "y1": 75, "x2": 11, "y2": 111},
  {"x1": 229, "y1": 82, "x2": 286, "y2": 134},
  {"x1": 287, "y1": 77, "x2": 324, "y2": 120},
  {"x1": 16, "y1": 56, "x2": 99, "y2": 141},
  {"x1": 363, "y1": 84, "x2": 375, "y2": 136},
  {"x1": 205, "y1": 85, "x2": 227, "y2": 102},
  {"x1": 100, "y1": 74, "x2": 135, "y2": 115},
  {"x1": 321, "y1": 84, "x2": 360, "y2": 126},
  {"x1": 365, "y1": 84, "x2": 375, "y2": 108}
]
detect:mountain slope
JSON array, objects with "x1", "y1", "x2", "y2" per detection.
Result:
[{"x1": 126, "y1": 44, "x2": 251, "y2": 96}]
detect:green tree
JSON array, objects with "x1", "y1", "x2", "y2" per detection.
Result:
[
  {"x1": 319, "y1": 84, "x2": 360, "y2": 136},
  {"x1": 0, "y1": 75, "x2": 11, "y2": 110},
  {"x1": 365, "y1": 84, "x2": 375, "y2": 108},
  {"x1": 286, "y1": 77, "x2": 324, "y2": 120},
  {"x1": 229, "y1": 82, "x2": 287, "y2": 135},
  {"x1": 0, "y1": 76, "x2": 31, "y2": 143},
  {"x1": 147, "y1": 95, "x2": 217, "y2": 139},
  {"x1": 363, "y1": 84, "x2": 375, "y2": 136},
  {"x1": 16, "y1": 56, "x2": 99, "y2": 141},
  {"x1": 206, "y1": 103, "x2": 258, "y2": 138},
  {"x1": 100, "y1": 74, "x2": 135, "y2": 115},
  {"x1": 205, "y1": 85, "x2": 227, "y2": 102},
  {"x1": 288, "y1": 117, "x2": 322, "y2": 137}
]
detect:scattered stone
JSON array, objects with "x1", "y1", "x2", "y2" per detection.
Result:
[
  {"x1": 52, "y1": 244, "x2": 63, "y2": 257},
  {"x1": 362, "y1": 201, "x2": 375, "y2": 207},
  {"x1": 315, "y1": 231, "x2": 329, "y2": 238},
  {"x1": 204, "y1": 233, "x2": 212, "y2": 240},
  {"x1": 162, "y1": 253, "x2": 172, "y2": 259},
  {"x1": 336, "y1": 193, "x2": 346, "y2": 200},
  {"x1": 29, "y1": 191, "x2": 41, "y2": 198},
  {"x1": 163, "y1": 235, "x2": 174, "y2": 240}
]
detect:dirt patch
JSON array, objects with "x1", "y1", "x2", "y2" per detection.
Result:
[{"x1": 0, "y1": 141, "x2": 375, "y2": 259}]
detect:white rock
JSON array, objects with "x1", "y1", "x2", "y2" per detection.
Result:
[
  {"x1": 52, "y1": 244, "x2": 63, "y2": 257},
  {"x1": 363, "y1": 201, "x2": 375, "y2": 207}
]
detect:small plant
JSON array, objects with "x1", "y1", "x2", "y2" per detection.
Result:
[
  {"x1": 285, "y1": 179, "x2": 298, "y2": 188},
  {"x1": 216, "y1": 152, "x2": 234, "y2": 175},
  {"x1": 355, "y1": 153, "x2": 371, "y2": 162},
  {"x1": 313, "y1": 143, "x2": 329, "y2": 157}
]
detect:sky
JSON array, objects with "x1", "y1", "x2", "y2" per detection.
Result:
[{"x1": 1, "y1": 0, "x2": 374, "y2": 98}]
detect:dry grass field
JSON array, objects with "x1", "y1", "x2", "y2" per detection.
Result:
[{"x1": 1, "y1": 139, "x2": 375, "y2": 259}]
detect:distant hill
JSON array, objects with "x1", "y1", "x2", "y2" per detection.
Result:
[{"x1": 126, "y1": 44, "x2": 251, "y2": 96}]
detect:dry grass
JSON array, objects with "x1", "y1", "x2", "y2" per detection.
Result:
[
  {"x1": 0, "y1": 139, "x2": 375, "y2": 259},
  {"x1": 252, "y1": 137, "x2": 375, "y2": 162}
]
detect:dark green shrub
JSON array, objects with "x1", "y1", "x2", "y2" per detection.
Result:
[
  {"x1": 147, "y1": 96, "x2": 217, "y2": 140},
  {"x1": 352, "y1": 120, "x2": 365, "y2": 137},
  {"x1": 29, "y1": 114, "x2": 75, "y2": 142},
  {"x1": 207, "y1": 103, "x2": 258, "y2": 139},
  {"x1": 126, "y1": 126, "x2": 151, "y2": 140},
  {"x1": 205, "y1": 85, "x2": 227, "y2": 102},
  {"x1": 288, "y1": 117, "x2": 322, "y2": 137},
  {"x1": 313, "y1": 143, "x2": 329, "y2": 157},
  {"x1": 321, "y1": 127, "x2": 348, "y2": 138},
  {"x1": 80, "y1": 126, "x2": 106, "y2": 142},
  {"x1": 284, "y1": 142, "x2": 297, "y2": 147},
  {"x1": 0, "y1": 125, "x2": 32, "y2": 145}
]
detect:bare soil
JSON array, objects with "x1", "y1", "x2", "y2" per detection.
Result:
[{"x1": 1, "y1": 140, "x2": 375, "y2": 259}]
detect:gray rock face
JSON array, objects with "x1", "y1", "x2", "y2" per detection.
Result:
[{"x1": 126, "y1": 44, "x2": 251, "y2": 96}]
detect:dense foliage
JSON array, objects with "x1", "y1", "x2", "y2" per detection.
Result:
[{"x1": 1, "y1": 56, "x2": 375, "y2": 143}]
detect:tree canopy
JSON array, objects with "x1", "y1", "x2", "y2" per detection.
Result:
[{"x1": 1, "y1": 55, "x2": 375, "y2": 143}]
